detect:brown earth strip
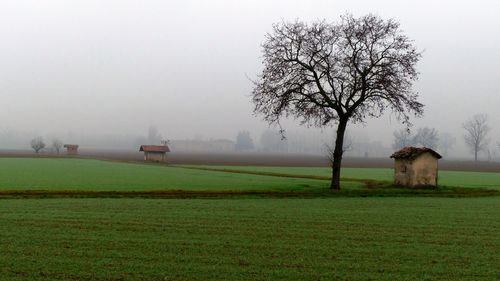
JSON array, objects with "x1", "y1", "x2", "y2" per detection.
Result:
[
  {"x1": 177, "y1": 165, "x2": 392, "y2": 186},
  {"x1": 178, "y1": 165, "x2": 334, "y2": 181},
  {"x1": 0, "y1": 187, "x2": 497, "y2": 199},
  {"x1": 1, "y1": 149, "x2": 500, "y2": 172}
]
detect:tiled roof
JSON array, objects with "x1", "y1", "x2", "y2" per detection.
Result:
[
  {"x1": 139, "y1": 145, "x2": 170, "y2": 153},
  {"x1": 63, "y1": 144, "x2": 79, "y2": 148},
  {"x1": 390, "y1": 146, "x2": 442, "y2": 160}
]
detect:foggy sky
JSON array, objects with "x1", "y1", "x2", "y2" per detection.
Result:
[{"x1": 0, "y1": 0, "x2": 499, "y2": 156}]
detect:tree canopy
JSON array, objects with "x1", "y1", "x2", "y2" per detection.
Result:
[{"x1": 252, "y1": 14, "x2": 423, "y2": 189}]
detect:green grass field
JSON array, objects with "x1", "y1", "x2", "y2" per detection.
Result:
[
  {"x1": 1, "y1": 158, "x2": 499, "y2": 193},
  {"x1": 0, "y1": 158, "x2": 336, "y2": 192},
  {"x1": 0, "y1": 197, "x2": 498, "y2": 281},
  {"x1": 182, "y1": 165, "x2": 500, "y2": 190},
  {"x1": 0, "y1": 157, "x2": 498, "y2": 280}
]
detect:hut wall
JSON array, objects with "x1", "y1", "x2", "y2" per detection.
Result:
[
  {"x1": 144, "y1": 151, "x2": 166, "y2": 162},
  {"x1": 394, "y1": 152, "x2": 438, "y2": 187},
  {"x1": 394, "y1": 159, "x2": 414, "y2": 186},
  {"x1": 411, "y1": 153, "x2": 438, "y2": 186}
]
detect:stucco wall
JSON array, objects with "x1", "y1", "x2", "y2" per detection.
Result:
[
  {"x1": 394, "y1": 152, "x2": 438, "y2": 187},
  {"x1": 394, "y1": 159, "x2": 413, "y2": 186},
  {"x1": 144, "y1": 151, "x2": 166, "y2": 162}
]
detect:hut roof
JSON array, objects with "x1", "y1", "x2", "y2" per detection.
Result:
[
  {"x1": 390, "y1": 146, "x2": 442, "y2": 160},
  {"x1": 139, "y1": 145, "x2": 170, "y2": 153},
  {"x1": 63, "y1": 144, "x2": 79, "y2": 148}
]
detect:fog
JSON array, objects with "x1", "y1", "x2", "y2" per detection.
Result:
[{"x1": 0, "y1": 0, "x2": 499, "y2": 159}]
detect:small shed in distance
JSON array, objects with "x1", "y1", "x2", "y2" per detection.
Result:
[
  {"x1": 390, "y1": 147, "x2": 442, "y2": 188},
  {"x1": 139, "y1": 145, "x2": 170, "y2": 162},
  {"x1": 63, "y1": 144, "x2": 79, "y2": 155}
]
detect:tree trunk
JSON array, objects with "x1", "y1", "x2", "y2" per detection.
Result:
[{"x1": 330, "y1": 117, "x2": 348, "y2": 190}]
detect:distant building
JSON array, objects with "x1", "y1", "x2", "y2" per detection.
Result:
[
  {"x1": 63, "y1": 144, "x2": 79, "y2": 155},
  {"x1": 139, "y1": 145, "x2": 170, "y2": 162},
  {"x1": 390, "y1": 147, "x2": 442, "y2": 187}
]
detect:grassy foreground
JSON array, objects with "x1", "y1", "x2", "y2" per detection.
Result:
[
  {"x1": 0, "y1": 197, "x2": 498, "y2": 281},
  {"x1": 0, "y1": 158, "x2": 498, "y2": 280}
]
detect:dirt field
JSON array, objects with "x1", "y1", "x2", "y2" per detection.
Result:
[{"x1": 2, "y1": 149, "x2": 500, "y2": 173}]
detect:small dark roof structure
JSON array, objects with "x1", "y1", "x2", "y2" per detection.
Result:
[
  {"x1": 63, "y1": 144, "x2": 79, "y2": 148},
  {"x1": 390, "y1": 146, "x2": 442, "y2": 160},
  {"x1": 139, "y1": 145, "x2": 170, "y2": 153}
]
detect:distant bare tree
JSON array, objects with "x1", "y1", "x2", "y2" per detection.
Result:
[
  {"x1": 463, "y1": 114, "x2": 490, "y2": 162},
  {"x1": 52, "y1": 139, "x2": 63, "y2": 154},
  {"x1": 30, "y1": 137, "x2": 46, "y2": 153},
  {"x1": 392, "y1": 129, "x2": 413, "y2": 150},
  {"x1": 486, "y1": 148, "x2": 493, "y2": 162},
  {"x1": 235, "y1": 131, "x2": 255, "y2": 151},
  {"x1": 252, "y1": 14, "x2": 423, "y2": 189},
  {"x1": 439, "y1": 132, "x2": 456, "y2": 157},
  {"x1": 497, "y1": 142, "x2": 500, "y2": 161},
  {"x1": 148, "y1": 125, "x2": 162, "y2": 144},
  {"x1": 413, "y1": 127, "x2": 439, "y2": 150},
  {"x1": 260, "y1": 129, "x2": 288, "y2": 152}
]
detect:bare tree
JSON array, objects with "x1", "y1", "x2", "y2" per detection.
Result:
[
  {"x1": 342, "y1": 133, "x2": 354, "y2": 154},
  {"x1": 463, "y1": 114, "x2": 490, "y2": 162},
  {"x1": 252, "y1": 14, "x2": 423, "y2": 189},
  {"x1": 439, "y1": 132, "x2": 456, "y2": 157},
  {"x1": 148, "y1": 125, "x2": 162, "y2": 144},
  {"x1": 52, "y1": 139, "x2": 63, "y2": 154},
  {"x1": 235, "y1": 131, "x2": 255, "y2": 151},
  {"x1": 413, "y1": 127, "x2": 439, "y2": 150},
  {"x1": 260, "y1": 129, "x2": 288, "y2": 152},
  {"x1": 325, "y1": 132, "x2": 353, "y2": 166},
  {"x1": 486, "y1": 148, "x2": 493, "y2": 162},
  {"x1": 30, "y1": 137, "x2": 46, "y2": 153},
  {"x1": 392, "y1": 129, "x2": 413, "y2": 150}
]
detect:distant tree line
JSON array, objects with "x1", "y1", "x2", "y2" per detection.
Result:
[
  {"x1": 392, "y1": 127, "x2": 440, "y2": 151},
  {"x1": 235, "y1": 131, "x2": 255, "y2": 152},
  {"x1": 392, "y1": 113, "x2": 494, "y2": 162},
  {"x1": 29, "y1": 137, "x2": 64, "y2": 154}
]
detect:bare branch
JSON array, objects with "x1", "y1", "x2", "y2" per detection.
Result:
[
  {"x1": 252, "y1": 14, "x2": 423, "y2": 189},
  {"x1": 463, "y1": 114, "x2": 490, "y2": 162}
]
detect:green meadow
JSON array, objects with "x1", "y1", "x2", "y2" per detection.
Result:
[
  {"x1": 0, "y1": 158, "x2": 333, "y2": 192},
  {"x1": 1, "y1": 158, "x2": 499, "y2": 193},
  {"x1": 0, "y1": 157, "x2": 499, "y2": 280},
  {"x1": 182, "y1": 165, "x2": 500, "y2": 190},
  {"x1": 0, "y1": 198, "x2": 498, "y2": 281}
]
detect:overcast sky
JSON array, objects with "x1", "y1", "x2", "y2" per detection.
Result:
[{"x1": 0, "y1": 0, "x2": 499, "y2": 154}]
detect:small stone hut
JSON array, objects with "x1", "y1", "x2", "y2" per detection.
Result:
[
  {"x1": 139, "y1": 145, "x2": 170, "y2": 162},
  {"x1": 390, "y1": 147, "x2": 442, "y2": 187},
  {"x1": 63, "y1": 144, "x2": 79, "y2": 155}
]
